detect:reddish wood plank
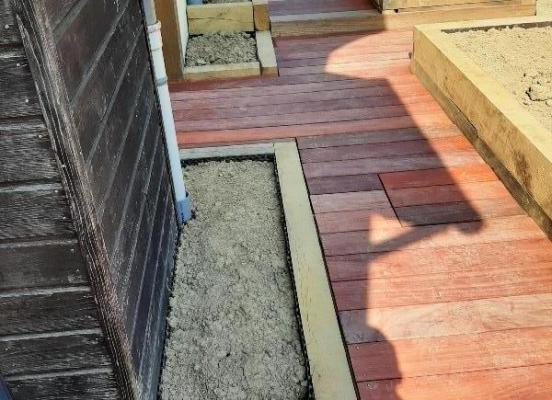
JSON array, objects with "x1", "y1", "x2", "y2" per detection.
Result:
[
  {"x1": 358, "y1": 364, "x2": 552, "y2": 400},
  {"x1": 326, "y1": 238, "x2": 552, "y2": 281},
  {"x1": 340, "y1": 293, "x2": 552, "y2": 344},
  {"x1": 278, "y1": 58, "x2": 410, "y2": 76},
  {"x1": 173, "y1": 81, "x2": 424, "y2": 111},
  {"x1": 178, "y1": 114, "x2": 453, "y2": 147},
  {"x1": 316, "y1": 208, "x2": 401, "y2": 233},
  {"x1": 321, "y1": 215, "x2": 546, "y2": 256},
  {"x1": 176, "y1": 101, "x2": 442, "y2": 132},
  {"x1": 176, "y1": 93, "x2": 433, "y2": 122},
  {"x1": 379, "y1": 164, "x2": 498, "y2": 189},
  {"x1": 277, "y1": 43, "x2": 412, "y2": 62},
  {"x1": 278, "y1": 51, "x2": 409, "y2": 68},
  {"x1": 311, "y1": 190, "x2": 390, "y2": 213},
  {"x1": 311, "y1": 190, "x2": 391, "y2": 214},
  {"x1": 269, "y1": 0, "x2": 374, "y2": 16},
  {"x1": 395, "y1": 197, "x2": 524, "y2": 226},
  {"x1": 333, "y1": 261, "x2": 552, "y2": 310},
  {"x1": 306, "y1": 174, "x2": 382, "y2": 195},
  {"x1": 303, "y1": 151, "x2": 484, "y2": 178},
  {"x1": 300, "y1": 136, "x2": 471, "y2": 163},
  {"x1": 386, "y1": 181, "x2": 511, "y2": 208},
  {"x1": 348, "y1": 327, "x2": 552, "y2": 381},
  {"x1": 297, "y1": 125, "x2": 461, "y2": 149}
]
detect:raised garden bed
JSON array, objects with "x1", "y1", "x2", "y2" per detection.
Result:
[
  {"x1": 187, "y1": 0, "x2": 269, "y2": 34},
  {"x1": 162, "y1": 143, "x2": 357, "y2": 400},
  {"x1": 183, "y1": 31, "x2": 277, "y2": 81},
  {"x1": 412, "y1": 16, "x2": 552, "y2": 235}
]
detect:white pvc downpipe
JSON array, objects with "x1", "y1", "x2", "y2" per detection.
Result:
[{"x1": 144, "y1": 13, "x2": 191, "y2": 224}]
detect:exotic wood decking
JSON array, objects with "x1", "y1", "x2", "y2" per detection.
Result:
[{"x1": 170, "y1": 29, "x2": 552, "y2": 399}]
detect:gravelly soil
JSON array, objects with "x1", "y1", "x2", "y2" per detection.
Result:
[
  {"x1": 160, "y1": 160, "x2": 308, "y2": 400},
  {"x1": 449, "y1": 26, "x2": 552, "y2": 132},
  {"x1": 186, "y1": 33, "x2": 257, "y2": 67}
]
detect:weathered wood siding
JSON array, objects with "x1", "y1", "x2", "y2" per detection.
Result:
[
  {"x1": 0, "y1": 0, "x2": 120, "y2": 398},
  {"x1": 2, "y1": 0, "x2": 179, "y2": 398},
  {"x1": 43, "y1": 0, "x2": 179, "y2": 398}
]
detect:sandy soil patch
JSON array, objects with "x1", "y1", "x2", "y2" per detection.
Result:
[
  {"x1": 160, "y1": 160, "x2": 308, "y2": 400},
  {"x1": 186, "y1": 33, "x2": 257, "y2": 67},
  {"x1": 449, "y1": 26, "x2": 552, "y2": 132}
]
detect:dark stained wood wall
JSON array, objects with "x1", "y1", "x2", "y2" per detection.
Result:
[
  {"x1": 0, "y1": 0, "x2": 120, "y2": 398},
  {"x1": 2, "y1": 0, "x2": 179, "y2": 398},
  {"x1": 42, "y1": 0, "x2": 179, "y2": 398}
]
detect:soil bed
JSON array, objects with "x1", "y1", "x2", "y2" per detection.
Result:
[
  {"x1": 186, "y1": 33, "x2": 257, "y2": 67},
  {"x1": 449, "y1": 25, "x2": 552, "y2": 132},
  {"x1": 160, "y1": 160, "x2": 308, "y2": 400}
]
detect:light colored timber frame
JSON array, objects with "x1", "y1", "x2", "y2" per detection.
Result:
[
  {"x1": 412, "y1": 16, "x2": 552, "y2": 235},
  {"x1": 183, "y1": 31, "x2": 277, "y2": 80},
  {"x1": 270, "y1": 1, "x2": 536, "y2": 36},
  {"x1": 180, "y1": 142, "x2": 357, "y2": 400},
  {"x1": 187, "y1": 0, "x2": 269, "y2": 34}
]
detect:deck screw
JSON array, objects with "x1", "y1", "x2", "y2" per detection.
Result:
[{"x1": 4, "y1": 24, "x2": 9, "y2": 29}]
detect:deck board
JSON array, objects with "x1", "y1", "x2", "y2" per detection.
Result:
[{"x1": 172, "y1": 28, "x2": 552, "y2": 399}]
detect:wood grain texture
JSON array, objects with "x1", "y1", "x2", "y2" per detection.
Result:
[
  {"x1": 0, "y1": 240, "x2": 88, "y2": 290},
  {"x1": 333, "y1": 261, "x2": 552, "y2": 310},
  {"x1": 349, "y1": 327, "x2": 552, "y2": 381},
  {"x1": 7, "y1": 371, "x2": 120, "y2": 400},
  {"x1": 0, "y1": 184, "x2": 74, "y2": 241},
  {"x1": 0, "y1": 1, "x2": 20, "y2": 44},
  {"x1": 0, "y1": 290, "x2": 100, "y2": 336},
  {"x1": 0, "y1": 331, "x2": 112, "y2": 377},
  {"x1": 358, "y1": 364, "x2": 552, "y2": 400},
  {"x1": 340, "y1": 293, "x2": 552, "y2": 343},
  {"x1": 187, "y1": 2, "x2": 253, "y2": 34},
  {"x1": 321, "y1": 215, "x2": 546, "y2": 256},
  {"x1": 306, "y1": 174, "x2": 383, "y2": 195},
  {"x1": 0, "y1": 122, "x2": 58, "y2": 184},
  {"x1": 0, "y1": 48, "x2": 43, "y2": 119},
  {"x1": 326, "y1": 238, "x2": 552, "y2": 281}
]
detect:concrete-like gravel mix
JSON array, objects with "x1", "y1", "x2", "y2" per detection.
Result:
[
  {"x1": 449, "y1": 26, "x2": 552, "y2": 132},
  {"x1": 160, "y1": 160, "x2": 308, "y2": 400},
  {"x1": 185, "y1": 33, "x2": 257, "y2": 67}
]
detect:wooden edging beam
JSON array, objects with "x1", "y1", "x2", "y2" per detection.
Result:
[
  {"x1": 412, "y1": 16, "x2": 552, "y2": 236},
  {"x1": 275, "y1": 142, "x2": 357, "y2": 400},
  {"x1": 187, "y1": 2, "x2": 253, "y2": 34},
  {"x1": 180, "y1": 142, "x2": 357, "y2": 400}
]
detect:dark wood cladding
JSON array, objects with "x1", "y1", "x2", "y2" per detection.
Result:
[
  {"x1": 7, "y1": 0, "x2": 179, "y2": 398},
  {"x1": 7, "y1": 372, "x2": 120, "y2": 400},
  {"x1": 0, "y1": 0, "x2": 119, "y2": 396}
]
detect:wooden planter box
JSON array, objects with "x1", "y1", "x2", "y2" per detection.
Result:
[
  {"x1": 412, "y1": 16, "x2": 552, "y2": 234},
  {"x1": 187, "y1": 0, "x2": 269, "y2": 34},
  {"x1": 183, "y1": 30, "x2": 277, "y2": 80}
]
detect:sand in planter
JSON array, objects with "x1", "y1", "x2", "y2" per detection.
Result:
[
  {"x1": 449, "y1": 26, "x2": 552, "y2": 132},
  {"x1": 186, "y1": 33, "x2": 257, "y2": 67},
  {"x1": 160, "y1": 161, "x2": 308, "y2": 400}
]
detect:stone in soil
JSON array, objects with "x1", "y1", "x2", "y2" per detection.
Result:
[
  {"x1": 186, "y1": 32, "x2": 257, "y2": 67},
  {"x1": 449, "y1": 26, "x2": 552, "y2": 132},
  {"x1": 160, "y1": 160, "x2": 308, "y2": 400}
]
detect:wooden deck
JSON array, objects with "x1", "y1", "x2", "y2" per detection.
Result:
[{"x1": 170, "y1": 29, "x2": 552, "y2": 399}]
